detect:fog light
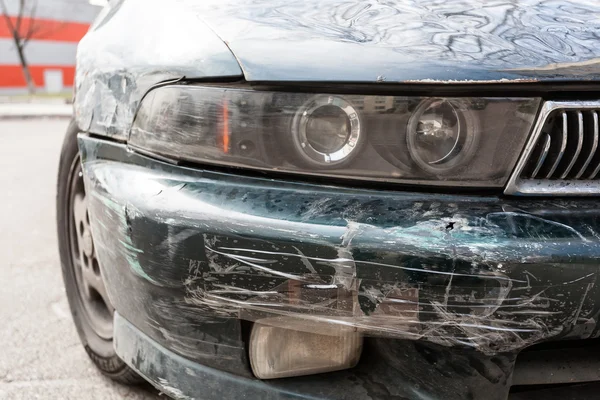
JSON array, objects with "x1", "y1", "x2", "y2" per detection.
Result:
[{"x1": 249, "y1": 320, "x2": 363, "y2": 379}]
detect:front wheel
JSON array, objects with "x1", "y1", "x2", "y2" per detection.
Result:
[{"x1": 56, "y1": 120, "x2": 142, "y2": 384}]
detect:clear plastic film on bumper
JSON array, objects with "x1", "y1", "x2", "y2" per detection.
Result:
[{"x1": 79, "y1": 137, "x2": 600, "y2": 372}]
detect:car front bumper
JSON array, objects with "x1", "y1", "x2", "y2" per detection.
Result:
[{"x1": 79, "y1": 135, "x2": 600, "y2": 400}]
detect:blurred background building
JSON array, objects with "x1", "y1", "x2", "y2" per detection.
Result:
[{"x1": 0, "y1": 0, "x2": 102, "y2": 94}]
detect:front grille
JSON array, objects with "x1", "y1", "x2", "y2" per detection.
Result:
[
  {"x1": 505, "y1": 101, "x2": 600, "y2": 195},
  {"x1": 522, "y1": 110, "x2": 600, "y2": 180}
]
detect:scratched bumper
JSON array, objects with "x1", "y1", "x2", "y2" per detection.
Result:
[{"x1": 79, "y1": 135, "x2": 600, "y2": 399}]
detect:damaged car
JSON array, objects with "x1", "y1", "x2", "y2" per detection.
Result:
[{"x1": 56, "y1": 0, "x2": 600, "y2": 399}]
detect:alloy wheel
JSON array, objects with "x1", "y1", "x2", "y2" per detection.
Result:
[{"x1": 67, "y1": 158, "x2": 114, "y2": 340}]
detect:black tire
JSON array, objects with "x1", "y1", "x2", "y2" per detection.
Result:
[{"x1": 56, "y1": 120, "x2": 143, "y2": 385}]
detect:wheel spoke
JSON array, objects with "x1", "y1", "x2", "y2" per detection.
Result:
[
  {"x1": 73, "y1": 258, "x2": 92, "y2": 299},
  {"x1": 83, "y1": 258, "x2": 114, "y2": 313},
  {"x1": 72, "y1": 194, "x2": 87, "y2": 236}
]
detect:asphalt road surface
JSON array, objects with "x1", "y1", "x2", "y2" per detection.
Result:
[{"x1": 0, "y1": 119, "x2": 160, "y2": 399}]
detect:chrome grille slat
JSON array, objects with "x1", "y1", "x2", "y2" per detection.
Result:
[
  {"x1": 531, "y1": 133, "x2": 551, "y2": 179},
  {"x1": 545, "y1": 111, "x2": 568, "y2": 179},
  {"x1": 588, "y1": 119, "x2": 600, "y2": 179},
  {"x1": 560, "y1": 111, "x2": 584, "y2": 179},
  {"x1": 577, "y1": 111, "x2": 599, "y2": 179},
  {"x1": 505, "y1": 101, "x2": 600, "y2": 196}
]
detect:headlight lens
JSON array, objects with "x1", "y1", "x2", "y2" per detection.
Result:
[
  {"x1": 130, "y1": 85, "x2": 540, "y2": 187},
  {"x1": 293, "y1": 95, "x2": 362, "y2": 166},
  {"x1": 407, "y1": 99, "x2": 479, "y2": 174}
]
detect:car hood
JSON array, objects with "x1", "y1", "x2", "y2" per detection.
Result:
[{"x1": 185, "y1": 0, "x2": 600, "y2": 83}]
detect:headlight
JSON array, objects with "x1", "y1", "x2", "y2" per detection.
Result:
[
  {"x1": 292, "y1": 95, "x2": 363, "y2": 167},
  {"x1": 130, "y1": 85, "x2": 540, "y2": 187},
  {"x1": 407, "y1": 99, "x2": 479, "y2": 174}
]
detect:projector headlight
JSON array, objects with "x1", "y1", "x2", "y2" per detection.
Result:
[
  {"x1": 407, "y1": 99, "x2": 479, "y2": 174},
  {"x1": 292, "y1": 95, "x2": 363, "y2": 167},
  {"x1": 130, "y1": 85, "x2": 540, "y2": 187}
]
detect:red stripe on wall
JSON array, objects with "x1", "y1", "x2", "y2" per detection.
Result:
[
  {"x1": 0, "y1": 17, "x2": 89, "y2": 43},
  {"x1": 0, "y1": 65, "x2": 75, "y2": 88}
]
